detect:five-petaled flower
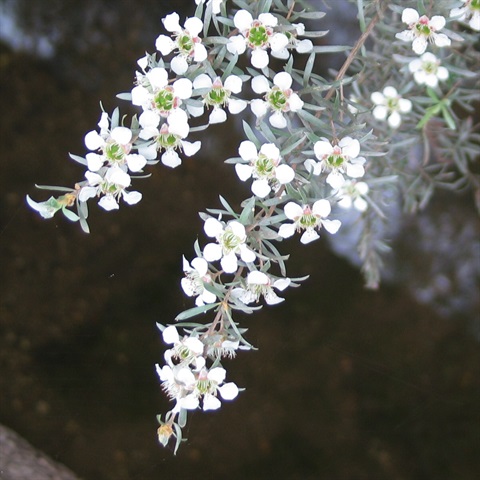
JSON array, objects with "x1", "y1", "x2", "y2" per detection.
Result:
[
  {"x1": 79, "y1": 166, "x2": 142, "y2": 211},
  {"x1": 395, "y1": 8, "x2": 451, "y2": 54},
  {"x1": 192, "y1": 74, "x2": 247, "y2": 124},
  {"x1": 155, "y1": 13, "x2": 207, "y2": 74},
  {"x1": 131, "y1": 67, "x2": 193, "y2": 118},
  {"x1": 279, "y1": 200, "x2": 341, "y2": 244},
  {"x1": 371, "y1": 86, "x2": 412, "y2": 128},
  {"x1": 226, "y1": 10, "x2": 289, "y2": 68},
  {"x1": 251, "y1": 72, "x2": 304, "y2": 128},
  {"x1": 450, "y1": 0, "x2": 480, "y2": 32},
  {"x1": 235, "y1": 141, "x2": 295, "y2": 198},
  {"x1": 232, "y1": 271, "x2": 291, "y2": 305},
  {"x1": 271, "y1": 22, "x2": 313, "y2": 60},
  {"x1": 84, "y1": 112, "x2": 147, "y2": 173},
  {"x1": 162, "y1": 325, "x2": 205, "y2": 370},
  {"x1": 408, "y1": 52, "x2": 449, "y2": 88},
  {"x1": 181, "y1": 256, "x2": 217, "y2": 306},
  {"x1": 305, "y1": 137, "x2": 366, "y2": 189},
  {"x1": 203, "y1": 218, "x2": 256, "y2": 273},
  {"x1": 138, "y1": 109, "x2": 201, "y2": 168},
  {"x1": 335, "y1": 180, "x2": 369, "y2": 212}
]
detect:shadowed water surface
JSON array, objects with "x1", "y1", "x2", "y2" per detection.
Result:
[{"x1": 0, "y1": 1, "x2": 479, "y2": 479}]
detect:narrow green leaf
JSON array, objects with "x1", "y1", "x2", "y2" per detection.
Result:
[{"x1": 175, "y1": 302, "x2": 218, "y2": 321}]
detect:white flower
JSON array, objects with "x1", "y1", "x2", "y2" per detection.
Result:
[
  {"x1": 195, "y1": 0, "x2": 223, "y2": 15},
  {"x1": 192, "y1": 367, "x2": 239, "y2": 411},
  {"x1": 181, "y1": 256, "x2": 217, "y2": 306},
  {"x1": 251, "y1": 72, "x2": 304, "y2": 128},
  {"x1": 204, "y1": 335, "x2": 247, "y2": 359},
  {"x1": 306, "y1": 137, "x2": 366, "y2": 189},
  {"x1": 335, "y1": 180, "x2": 369, "y2": 212},
  {"x1": 279, "y1": 200, "x2": 341, "y2": 244},
  {"x1": 232, "y1": 271, "x2": 291, "y2": 305},
  {"x1": 450, "y1": 1, "x2": 480, "y2": 31},
  {"x1": 78, "y1": 166, "x2": 142, "y2": 210},
  {"x1": 226, "y1": 10, "x2": 288, "y2": 68},
  {"x1": 193, "y1": 74, "x2": 247, "y2": 124},
  {"x1": 203, "y1": 218, "x2": 256, "y2": 273},
  {"x1": 235, "y1": 141, "x2": 295, "y2": 198},
  {"x1": 155, "y1": 13, "x2": 207, "y2": 75},
  {"x1": 162, "y1": 325, "x2": 205, "y2": 368},
  {"x1": 271, "y1": 23, "x2": 313, "y2": 60},
  {"x1": 408, "y1": 52, "x2": 449, "y2": 88},
  {"x1": 138, "y1": 109, "x2": 201, "y2": 168},
  {"x1": 84, "y1": 113, "x2": 147, "y2": 173},
  {"x1": 395, "y1": 8, "x2": 451, "y2": 54},
  {"x1": 131, "y1": 67, "x2": 192, "y2": 119},
  {"x1": 371, "y1": 86, "x2": 412, "y2": 128}
]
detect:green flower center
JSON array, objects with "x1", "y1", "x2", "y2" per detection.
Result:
[
  {"x1": 105, "y1": 142, "x2": 125, "y2": 162},
  {"x1": 415, "y1": 22, "x2": 432, "y2": 36},
  {"x1": 254, "y1": 154, "x2": 276, "y2": 178},
  {"x1": 177, "y1": 33, "x2": 194, "y2": 55},
  {"x1": 221, "y1": 230, "x2": 242, "y2": 252},
  {"x1": 157, "y1": 132, "x2": 181, "y2": 150},
  {"x1": 205, "y1": 87, "x2": 228, "y2": 106},
  {"x1": 423, "y1": 61, "x2": 437, "y2": 74},
  {"x1": 298, "y1": 213, "x2": 318, "y2": 229},
  {"x1": 101, "y1": 181, "x2": 122, "y2": 196},
  {"x1": 196, "y1": 378, "x2": 216, "y2": 395},
  {"x1": 267, "y1": 87, "x2": 288, "y2": 111},
  {"x1": 177, "y1": 345, "x2": 193, "y2": 360},
  {"x1": 326, "y1": 154, "x2": 345, "y2": 168},
  {"x1": 247, "y1": 24, "x2": 269, "y2": 48},
  {"x1": 471, "y1": 0, "x2": 480, "y2": 11},
  {"x1": 154, "y1": 87, "x2": 176, "y2": 113},
  {"x1": 387, "y1": 97, "x2": 399, "y2": 111}
]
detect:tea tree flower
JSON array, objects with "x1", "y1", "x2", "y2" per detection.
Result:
[
  {"x1": 227, "y1": 10, "x2": 288, "y2": 69},
  {"x1": 395, "y1": 8, "x2": 451, "y2": 54},
  {"x1": 306, "y1": 137, "x2": 366, "y2": 189},
  {"x1": 162, "y1": 325, "x2": 205, "y2": 369},
  {"x1": 251, "y1": 72, "x2": 304, "y2": 128},
  {"x1": 408, "y1": 52, "x2": 449, "y2": 88},
  {"x1": 193, "y1": 74, "x2": 247, "y2": 124},
  {"x1": 279, "y1": 200, "x2": 341, "y2": 244},
  {"x1": 371, "y1": 86, "x2": 412, "y2": 128},
  {"x1": 155, "y1": 13, "x2": 207, "y2": 74},
  {"x1": 181, "y1": 256, "x2": 217, "y2": 306},
  {"x1": 84, "y1": 120, "x2": 147, "y2": 173},
  {"x1": 191, "y1": 367, "x2": 239, "y2": 411},
  {"x1": 203, "y1": 218, "x2": 256, "y2": 273},
  {"x1": 138, "y1": 109, "x2": 201, "y2": 168},
  {"x1": 132, "y1": 67, "x2": 193, "y2": 118},
  {"x1": 335, "y1": 180, "x2": 369, "y2": 212},
  {"x1": 450, "y1": 0, "x2": 480, "y2": 31},
  {"x1": 272, "y1": 23, "x2": 313, "y2": 59},
  {"x1": 235, "y1": 141, "x2": 295, "y2": 198},
  {"x1": 156, "y1": 363, "x2": 200, "y2": 412},
  {"x1": 232, "y1": 271, "x2": 291, "y2": 305},
  {"x1": 79, "y1": 166, "x2": 142, "y2": 210}
]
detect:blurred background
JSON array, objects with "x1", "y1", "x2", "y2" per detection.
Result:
[{"x1": 0, "y1": 1, "x2": 479, "y2": 479}]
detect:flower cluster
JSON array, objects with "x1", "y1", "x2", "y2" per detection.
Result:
[
  {"x1": 26, "y1": 0, "x2": 479, "y2": 454},
  {"x1": 157, "y1": 326, "x2": 239, "y2": 412}
]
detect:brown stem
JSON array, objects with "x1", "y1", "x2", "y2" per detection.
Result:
[{"x1": 324, "y1": 1, "x2": 386, "y2": 102}]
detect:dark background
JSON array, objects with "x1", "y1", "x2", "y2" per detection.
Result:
[{"x1": 0, "y1": 1, "x2": 479, "y2": 479}]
